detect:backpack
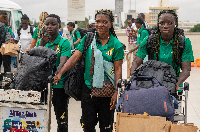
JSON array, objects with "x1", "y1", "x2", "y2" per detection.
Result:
[
  {"x1": 5, "y1": 26, "x2": 12, "y2": 42},
  {"x1": 17, "y1": 25, "x2": 34, "y2": 39},
  {"x1": 131, "y1": 60, "x2": 177, "y2": 93},
  {"x1": 9, "y1": 47, "x2": 57, "y2": 91},
  {"x1": 146, "y1": 27, "x2": 185, "y2": 68},
  {"x1": 0, "y1": 22, "x2": 5, "y2": 46},
  {"x1": 64, "y1": 32, "x2": 95, "y2": 101},
  {"x1": 139, "y1": 26, "x2": 157, "y2": 37},
  {"x1": 74, "y1": 27, "x2": 96, "y2": 39}
]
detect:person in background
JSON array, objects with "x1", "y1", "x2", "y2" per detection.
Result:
[
  {"x1": 12, "y1": 14, "x2": 35, "y2": 52},
  {"x1": 126, "y1": 19, "x2": 137, "y2": 68},
  {"x1": 53, "y1": 9, "x2": 124, "y2": 132},
  {"x1": 131, "y1": 18, "x2": 137, "y2": 32},
  {"x1": 29, "y1": 11, "x2": 49, "y2": 50},
  {"x1": 59, "y1": 28, "x2": 63, "y2": 37},
  {"x1": 67, "y1": 22, "x2": 81, "y2": 49},
  {"x1": 0, "y1": 12, "x2": 13, "y2": 74},
  {"x1": 128, "y1": 18, "x2": 149, "y2": 63},
  {"x1": 36, "y1": 14, "x2": 71, "y2": 132},
  {"x1": 138, "y1": 13, "x2": 149, "y2": 28},
  {"x1": 89, "y1": 19, "x2": 95, "y2": 28},
  {"x1": 131, "y1": 10, "x2": 193, "y2": 92},
  {"x1": 86, "y1": 23, "x2": 89, "y2": 30}
]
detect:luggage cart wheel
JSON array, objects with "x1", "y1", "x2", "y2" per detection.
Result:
[{"x1": 184, "y1": 82, "x2": 189, "y2": 91}]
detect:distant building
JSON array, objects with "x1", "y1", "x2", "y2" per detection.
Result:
[
  {"x1": 86, "y1": 13, "x2": 95, "y2": 20},
  {"x1": 178, "y1": 21, "x2": 200, "y2": 32},
  {"x1": 149, "y1": 0, "x2": 179, "y2": 27},
  {"x1": 124, "y1": 10, "x2": 139, "y2": 20}
]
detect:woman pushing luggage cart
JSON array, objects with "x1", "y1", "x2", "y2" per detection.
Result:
[{"x1": 117, "y1": 10, "x2": 193, "y2": 124}]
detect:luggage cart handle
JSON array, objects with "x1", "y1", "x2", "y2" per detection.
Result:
[{"x1": 47, "y1": 75, "x2": 55, "y2": 83}]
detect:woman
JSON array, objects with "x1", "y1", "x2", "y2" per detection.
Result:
[
  {"x1": 128, "y1": 18, "x2": 149, "y2": 61},
  {"x1": 53, "y1": 9, "x2": 124, "y2": 132},
  {"x1": 29, "y1": 11, "x2": 49, "y2": 50},
  {"x1": 12, "y1": 14, "x2": 35, "y2": 51},
  {"x1": 67, "y1": 22, "x2": 81, "y2": 49},
  {"x1": 131, "y1": 10, "x2": 194, "y2": 92},
  {"x1": 37, "y1": 14, "x2": 71, "y2": 132},
  {"x1": 0, "y1": 12, "x2": 13, "y2": 73}
]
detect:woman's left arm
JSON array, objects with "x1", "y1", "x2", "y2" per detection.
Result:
[
  {"x1": 110, "y1": 59, "x2": 123, "y2": 110},
  {"x1": 54, "y1": 56, "x2": 69, "y2": 75},
  {"x1": 176, "y1": 61, "x2": 191, "y2": 90}
]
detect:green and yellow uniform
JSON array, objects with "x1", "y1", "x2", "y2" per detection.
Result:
[
  {"x1": 70, "y1": 29, "x2": 81, "y2": 49},
  {"x1": 76, "y1": 33, "x2": 124, "y2": 89},
  {"x1": 137, "y1": 26, "x2": 149, "y2": 45},
  {"x1": 32, "y1": 27, "x2": 39, "y2": 40},
  {"x1": 136, "y1": 36, "x2": 194, "y2": 86},
  {"x1": 36, "y1": 34, "x2": 71, "y2": 88}
]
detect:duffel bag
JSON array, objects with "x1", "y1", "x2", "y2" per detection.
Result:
[{"x1": 118, "y1": 75, "x2": 174, "y2": 122}]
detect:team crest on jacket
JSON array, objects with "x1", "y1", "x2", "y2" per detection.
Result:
[
  {"x1": 110, "y1": 67, "x2": 114, "y2": 75},
  {"x1": 106, "y1": 48, "x2": 114, "y2": 56},
  {"x1": 56, "y1": 45, "x2": 61, "y2": 54}
]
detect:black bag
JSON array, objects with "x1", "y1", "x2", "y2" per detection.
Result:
[
  {"x1": 131, "y1": 60, "x2": 177, "y2": 93},
  {"x1": 0, "y1": 22, "x2": 5, "y2": 46},
  {"x1": 9, "y1": 47, "x2": 57, "y2": 91},
  {"x1": 5, "y1": 26, "x2": 12, "y2": 43},
  {"x1": 74, "y1": 27, "x2": 96, "y2": 39},
  {"x1": 64, "y1": 32, "x2": 95, "y2": 101}
]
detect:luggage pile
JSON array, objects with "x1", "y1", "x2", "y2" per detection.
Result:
[{"x1": 9, "y1": 47, "x2": 57, "y2": 91}]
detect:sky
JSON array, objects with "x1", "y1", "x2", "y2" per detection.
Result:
[{"x1": 10, "y1": 0, "x2": 200, "y2": 24}]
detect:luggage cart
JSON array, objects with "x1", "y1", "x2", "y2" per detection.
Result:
[
  {"x1": 116, "y1": 79, "x2": 189, "y2": 123},
  {"x1": 0, "y1": 77, "x2": 53, "y2": 132}
]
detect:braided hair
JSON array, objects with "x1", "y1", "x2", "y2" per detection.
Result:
[
  {"x1": 37, "y1": 12, "x2": 49, "y2": 41},
  {"x1": 95, "y1": 9, "x2": 117, "y2": 38},
  {"x1": 135, "y1": 18, "x2": 146, "y2": 28},
  {"x1": 156, "y1": 10, "x2": 180, "y2": 75}
]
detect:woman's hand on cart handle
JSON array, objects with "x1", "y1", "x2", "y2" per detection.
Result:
[
  {"x1": 53, "y1": 73, "x2": 62, "y2": 85},
  {"x1": 110, "y1": 91, "x2": 118, "y2": 110}
]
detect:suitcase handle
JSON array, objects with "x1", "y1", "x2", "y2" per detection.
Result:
[{"x1": 130, "y1": 75, "x2": 162, "y2": 90}]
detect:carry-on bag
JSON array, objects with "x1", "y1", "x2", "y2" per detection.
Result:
[
  {"x1": 64, "y1": 32, "x2": 95, "y2": 101},
  {"x1": 117, "y1": 75, "x2": 174, "y2": 122},
  {"x1": 9, "y1": 47, "x2": 57, "y2": 91}
]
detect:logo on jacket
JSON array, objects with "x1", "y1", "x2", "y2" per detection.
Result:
[
  {"x1": 56, "y1": 45, "x2": 61, "y2": 54},
  {"x1": 110, "y1": 67, "x2": 114, "y2": 75},
  {"x1": 106, "y1": 48, "x2": 114, "y2": 56}
]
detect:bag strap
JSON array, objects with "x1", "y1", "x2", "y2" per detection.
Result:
[
  {"x1": 30, "y1": 25, "x2": 34, "y2": 36},
  {"x1": 82, "y1": 32, "x2": 94, "y2": 55},
  {"x1": 178, "y1": 35, "x2": 185, "y2": 69},
  {"x1": 130, "y1": 75, "x2": 162, "y2": 90}
]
